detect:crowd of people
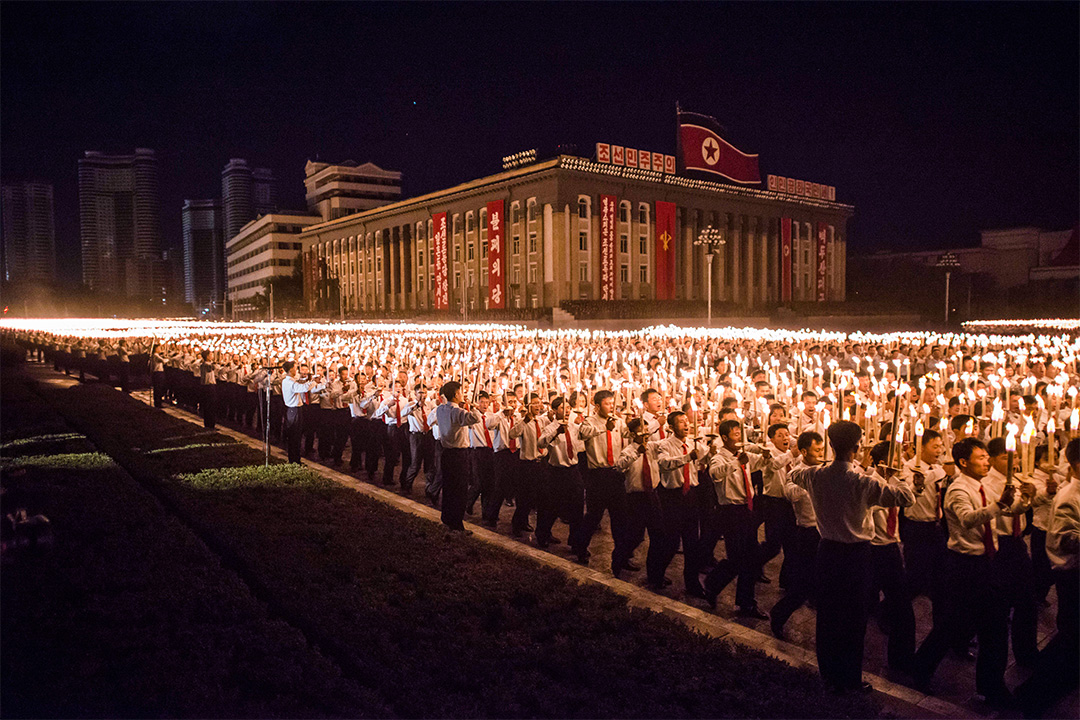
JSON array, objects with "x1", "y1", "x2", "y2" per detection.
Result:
[{"x1": 5, "y1": 320, "x2": 1079, "y2": 713}]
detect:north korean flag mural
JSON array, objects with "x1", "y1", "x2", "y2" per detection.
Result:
[
  {"x1": 677, "y1": 108, "x2": 760, "y2": 185},
  {"x1": 655, "y1": 201, "x2": 677, "y2": 301}
]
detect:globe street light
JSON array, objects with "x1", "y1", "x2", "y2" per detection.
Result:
[
  {"x1": 935, "y1": 252, "x2": 961, "y2": 325},
  {"x1": 694, "y1": 226, "x2": 726, "y2": 325}
]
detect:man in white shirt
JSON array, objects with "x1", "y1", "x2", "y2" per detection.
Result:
[
  {"x1": 760, "y1": 423, "x2": 798, "y2": 590},
  {"x1": 912, "y1": 438, "x2": 1018, "y2": 707},
  {"x1": 507, "y1": 394, "x2": 544, "y2": 538},
  {"x1": 281, "y1": 361, "x2": 326, "y2": 465},
  {"x1": 199, "y1": 350, "x2": 218, "y2": 430},
  {"x1": 466, "y1": 391, "x2": 496, "y2": 517},
  {"x1": 483, "y1": 393, "x2": 521, "y2": 529},
  {"x1": 654, "y1": 411, "x2": 711, "y2": 596},
  {"x1": 401, "y1": 384, "x2": 436, "y2": 496},
  {"x1": 614, "y1": 417, "x2": 664, "y2": 581},
  {"x1": 374, "y1": 376, "x2": 409, "y2": 489},
  {"x1": 536, "y1": 397, "x2": 586, "y2": 557},
  {"x1": 770, "y1": 430, "x2": 823, "y2": 639},
  {"x1": 434, "y1": 380, "x2": 483, "y2": 533},
  {"x1": 898, "y1": 429, "x2": 949, "y2": 600},
  {"x1": 704, "y1": 419, "x2": 770, "y2": 619},
  {"x1": 575, "y1": 390, "x2": 631, "y2": 571},
  {"x1": 1017, "y1": 438, "x2": 1079, "y2": 717},
  {"x1": 790, "y1": 420, "x2": 915, "y2": 695},
  {"x1": 640, "y1": 388, "x2": 668, "y2": 443}
]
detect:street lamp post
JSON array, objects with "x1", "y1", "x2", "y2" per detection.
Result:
[
  {"x1": 694, "y1": 226, "x2": 726, "y2": 325},
  {"x1": 935, "y1": 252, "x2": 960, "y2": 325}
]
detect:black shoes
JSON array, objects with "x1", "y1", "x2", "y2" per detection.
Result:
[{"x1": 736, "y1": 605, "x2": 769, "y2": 620}]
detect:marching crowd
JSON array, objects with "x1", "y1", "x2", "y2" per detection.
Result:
[{"x1": 6, "y1": 322, "x2": 1080, "y2": 712}]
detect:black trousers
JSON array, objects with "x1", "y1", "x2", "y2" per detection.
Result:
[
  {"x1": 704, "y1": 503, "x2": 758, "y2": 609},
  {"x1": 328, "y1": 408, "x2": 352, "y2": 462},
  {"x1": 440, "y1": 447, "x2": 470, "y2": 530},
  {"x1": 870, "y1": 542, "x2": 916, "y2": 671},
  {"x1": 369, "y1": 422, "x2": 388, "y2": 480},
  {"x1": 152, "y1": 371, "x2": 165, "y2": 407},
  {"x1": 758, "y1": 494, "x2": 796, "y2": 586},
  {"x1": 468, "y1": 446, "x2": 495, "y2": 512},
  {"x1": 654, "y1": 488, "x2": 702, "y2": 590},
  {"x1": 535, "y1": 464, "x2": 584, "y2": 544},
  {"x1": 484, "y1": 450, "x2": 518, "y2": 525},
  {"x1": 403, "y1": 431, "x2": 435, "y2": 492},
  {"x1": 899, "y1": 516, "x2": 944, "y2": 598},
  {"x1": 381, "y1": 423, "x2": 406, "y2": 486},
  {"x1": 301, "y1": 405, "x2": 320, "y2": 456},
  {"x1": 1029, "y1": 527, "x2": 1053, "y2": 601},
  {"x1": 284, "y1": 406, "x2": 303, "y2": 464},
  {"x1": 770, "y1": 525, "x2": 820, "y2": 629},
  {"x1": 616, "y1": 491, "x2": 664, "y2": 574},
  {"x1": 349, "y1": 417, "x2": 371, "y2": 471},
  {"x1": 1016, "y1": 567, "x2": 1079, "y2": 716},
  {"x1": 995, "y1": 534, "x2": 1038, "y2": 665},
  {"x1": 573, "y1": 467, "x2": 629, "y2": 557},
  {"x1": 815, "y1": 539, "x2": 873, "y2": 691},
  {"x1": 427, "y1": 442, "x2": 443, "y2": 500},
  {"x1": 914, "y1": 549, "x2": 1009, "y2": 697},
  {"x1": 201, "y1": 383, "x2": 216, "y2": 429},
  {"x1": 511, "y1": 458, "x2": 540, "y2": 533},
  {"x1": 270, "y1": 394, "x2": 285, "y2": 442}
]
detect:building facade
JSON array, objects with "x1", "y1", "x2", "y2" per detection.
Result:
[
  {"x1": 226, "y1": 211, "x2": 321, "y2": 316},
  {"x1": 300, "y1": 156, "x2": 852, "y2": 315},
  {"x1": 222, "y1": 158, "x2": 276, "y2": 243},
  {"x1": 304, "y1": 160, "x2": 403, "y2": 221},
  {"x1": 181, "y1": 199, "x2": 225, "y2": 313},
  {"x1": 1, "y1": 180, "x2": 56, "y2": 284},
  {"x1": 78, "y1": 148, "x2": 161, "y2": 293}
]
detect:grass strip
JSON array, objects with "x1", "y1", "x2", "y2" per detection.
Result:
[
  {"x1": 1, "y1": 374, "x2": 385, "y2": 718},
  {"x1": 40, "y1": 378, "x2": 879, "y2": 719}
]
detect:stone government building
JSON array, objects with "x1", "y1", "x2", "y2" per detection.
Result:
[{"x1": 299, "y1": 151, "x2": 853, "y2": 316}]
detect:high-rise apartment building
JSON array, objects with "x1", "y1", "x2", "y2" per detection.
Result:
[
  {"x1": 304, "y1": 160, "x2": 402, "y2": 222},
  {"x1": 1, "y1": 180, "x2": 56, "y2": 284},
  {"x1": 181, "y1": 199, "x2": 225, "y2": 313},
  {"x1": 78, "y1": 148, "x2": 161, "y2": 294},
  {"x1": 221, "y1": 158, "x2": 276, "y2": 243}
]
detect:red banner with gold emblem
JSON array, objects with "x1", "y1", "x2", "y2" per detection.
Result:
[
  {"x1": 655, "y1": 201, "x2": 676, "y2": 300},
  {"x1": 487, "y1": 200, "x2": 505, "y2": 308},
  {"x1": 816, "y1": 222, "x2": 828, "y2": 302},
  {"x1": 600, "y1": 195, "x2": 617, "y2": 300},
  {"x1": 781, "y1": 218, "x2": 792, "y2": 302},
  {"x1": 432, "y1": 212, "x2": 449, "y2": 310}
]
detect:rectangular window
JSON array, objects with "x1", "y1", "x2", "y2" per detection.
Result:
[
  {"x1": 529, "y1": 232, "x2": 537, "y2": 253},
  {"x1": 429, "y1": 247, "x2": 434, "y2": 265},
  {"x1": 639, "y1": 206, "x2": 648, "y2": 224},
  {"x1": 454, "y1": 272, "x2": 460, "y2": 289},
  {"x1": 468, "y1": 244, "x2": 475, "y2": 261},
  {"x1": 454, "y1": 244, "x2": 460, "y2": 262},
  {"x1": 418, "y1": 276, "x2": 425, "y2": 291},
  {"x1": 620, "y1": 264, "x2": 629, "y2": 283},
  {"x1": 376, "y1": 256, "x2": 382, "y2": 272},
  {"x1": 512, "y1": 236, "x2": 520, "y2": 255},
  {"x1": 513, "y1": 266, "x2": 520, "y2": 284},
  {"x1": 639, "y1": 236, "x2": 647, "y2": 255},
  {"x1": 528, "y1": 265, "x2": 536, "y2": 283},
  {"x1": 481, "y1": 239, "x2": 488, "y2": 258},
  {"x1": 639, "y1": 265, "x2": 647, "y2": 282},
  {"x1": 620, "y1": 235, "x2": 628, "y2": 254},
  {"x1": 579, "y1": 264, "x2": 588, "y2": 282},
  {"x1": 579, "y1": 232, "x2": 588, "y2": 251}
]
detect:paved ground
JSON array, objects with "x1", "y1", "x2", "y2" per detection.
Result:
[{"x1": 27, "y1": 365, "x2": 1079, "y2": 719}]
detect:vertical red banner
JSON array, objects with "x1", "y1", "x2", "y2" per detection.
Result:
[
  {"x1": 600, "y1": 195, "x2": 617, "y2": 300},
  {"x1": 487, "y1": 200, "x2": 505, "y2": 308},
  {"x1": 655, "y1": 201, "x2": 676, "y2": 300},
  {"x1": 816, "y1": 221, "x2": 828, "y2": 302},
  {"x1": 781, "y1": 218, "x2": 792, "y2": 302},
  {"x1": 432, "y1": 212, "x2": 449, "y2": 310}
]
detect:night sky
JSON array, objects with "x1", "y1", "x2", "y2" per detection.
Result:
[{"x1": 2, "y1": 2, "x2": 1077, "y2": 286}]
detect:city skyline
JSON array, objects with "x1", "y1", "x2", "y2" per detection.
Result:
[{"x1": 1, "y1": 2, "x2": 1077, "y2": 287}]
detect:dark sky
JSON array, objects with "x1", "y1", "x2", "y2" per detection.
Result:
[{"x1": 2, "y1": 2, "x2": 1077, "y2": 285}]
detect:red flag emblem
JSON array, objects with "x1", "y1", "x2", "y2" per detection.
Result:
[{"x1": 679, "y1": 121, "x2": 759, "y2": 184}]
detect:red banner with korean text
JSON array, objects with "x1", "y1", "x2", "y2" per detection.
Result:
[
  {"x1": 486, "y1": 200, "x2": 505, "y2": 308},
  {"x1": 655, "y1": 201, "x2": 677, "y2": 301},
  {"x1": 432, "y1": 212, "x2": 449, "y2": 310},
  {"x1": 816, "y1": 222, "x2": 828, "y2": 302},
  {"x1": 781, "y1": 218, "x2": 792, "y2": 302},
  {"x1": 600, "y1": 195, "x2": 617, "y2": 300}
]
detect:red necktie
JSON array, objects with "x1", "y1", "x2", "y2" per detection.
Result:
[
  {"x1": 742, "y1": 464, "x2": 754, "y2": 512},
  {"x1": 508, "y1": 418, "x2": 517, "y2": 451},
  {"x1": 681, "y1": 443, "x2": 691, "y2": 495},
  {"x1": 659, "y1": 423, "x2": 666, "y2": 440},
  {"x1": 421, "y1": 408, "x2": 429, "y2": 432},
  {"x1": 978, "y1": 484, "x2": 996, "y2": 558},
  {"x1": 483, "y1": 421, "x2": 492, "y2": 448},
  {"x1": 394, "y1": 399, "x2": 401, "y2": 426},
  {"x1": 564, "y1": 425, "x2": 573, "y2": 460},
  {"x1": 1012, "y1": 508, "x2": 1022, "y2": 537},
  {"x1": 303, "y1": 391, "x2": 310, "y2": 405},
  {"x1": 886, "y1": 507, "x2": 897, "y2": 539},
  {"x1": 535, "y1": 420, "x2": 543, "y2": 456},
  {"x1": 606, "y1": 430, "x2": 614, "y2": 466}
]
